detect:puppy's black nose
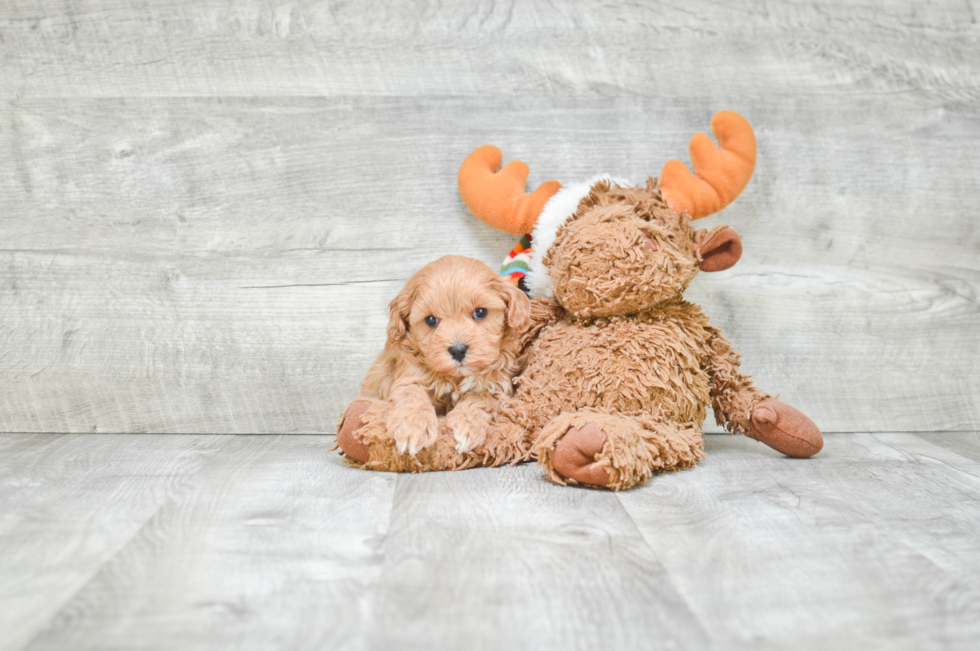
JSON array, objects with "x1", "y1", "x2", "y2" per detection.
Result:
[{"x1": 448, "y1": 343, "x2": 469, "y2": 362}]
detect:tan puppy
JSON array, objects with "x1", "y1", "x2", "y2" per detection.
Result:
[{"x1": 346, "y1": 255, "x2": 530, "y2": 457}]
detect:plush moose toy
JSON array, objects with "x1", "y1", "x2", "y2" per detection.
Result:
[{"x1": 337, "y1": 111, "x2": 822, "y2": 489}]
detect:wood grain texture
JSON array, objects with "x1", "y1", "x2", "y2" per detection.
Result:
[
  {"x1": 1, "y1": 96, "x2": 978, "y2": 433},
  {"x1": 1, "y1": 0, "x2": 979, "y2": 433},
  {"x1": 1, "y1": 1, "x2": 978, "y2": 100},
  {"x1": 4, "y1": 431, "x2": 980, "y2": 649},
  {"x1": 617, "y1": 433, "x2": 980, "y2": 650},
  {"x1": 368, "y1": 466, "x2": 707, "y2": 651},
  {"x1": 915, "y1": 431, "x2": 980, "y2": 464},
  {"x1": 0, "y1": 433, "x2": 228, "y2": 651},
  {"x1": 17, "y1": 434, "x2": 396, "y2": 651}
]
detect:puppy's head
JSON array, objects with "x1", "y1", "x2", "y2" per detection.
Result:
[{"x1": 387, "y1": 255, "x2": 531, "y2": 377}]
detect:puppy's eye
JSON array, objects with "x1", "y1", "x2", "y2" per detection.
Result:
[
  {"x1": 424, "y1": 315, "x2": 439, "y2": 327},
  {"x1": 472, "y1": 308, "x2": 488, "y2": 320}
]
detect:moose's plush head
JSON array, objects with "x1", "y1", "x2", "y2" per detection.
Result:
[{"x1": 458, "y1": 111, "x2": 756, "y2": 318}]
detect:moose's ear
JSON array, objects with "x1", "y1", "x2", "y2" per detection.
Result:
[{"x1": 698, "y1": 227, "x2": 742, "y2": 272}]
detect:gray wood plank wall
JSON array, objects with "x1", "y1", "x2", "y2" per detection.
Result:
[{"x1": 1, "y1": 0, "x2": 978, "y2": 434}]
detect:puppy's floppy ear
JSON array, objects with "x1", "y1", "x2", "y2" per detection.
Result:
[
  {"x1": 387, "y1": 277, "x2": 417, "y2": 343},
  {"x1": 496, "y1": 277, "x2": 531, "y2": 333}
]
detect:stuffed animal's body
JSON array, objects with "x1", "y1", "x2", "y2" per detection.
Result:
[
  {"x1": 478, "y1": 174, "x2": 823, "y2": 490},
  {"x1": 337, "y1": 111, "x2": 823, "y2": 489},
  {"x1": 485, "y1": 299, "x2": 732, "y2": 488}
]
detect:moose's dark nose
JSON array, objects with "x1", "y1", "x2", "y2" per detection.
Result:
[{"x1": 448, "y1": 343, "x2": 469, "y2": 362}]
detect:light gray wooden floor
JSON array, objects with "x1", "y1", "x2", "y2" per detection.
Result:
[
  {"x1": 3, "y1": 0, "x2": 980, "y2": 648},
  {"x1": 2, "y1": 431, "x2": 980, "y2": 650}
]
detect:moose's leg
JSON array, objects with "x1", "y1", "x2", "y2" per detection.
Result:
[
  {"x1": 533, "y1": 410, "x2": 705, "y2": 491},
  {"x1": 705, "y1": 327, "x2": 823, "y2": 458},
  {"x1": 747, "y1": 399, "x2": 823, "y2": 458},
  {"x1": 335, "y1": 399, "x2": 482, "y2": 472}
]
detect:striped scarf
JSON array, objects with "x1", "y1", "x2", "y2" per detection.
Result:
[{"x1": 500, "y1": 234, "x2": 533, "y2": 294}]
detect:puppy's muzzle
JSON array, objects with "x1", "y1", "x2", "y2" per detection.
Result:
[{"x1": 448, "y1": 343, "x2": 469, "y2": 363}]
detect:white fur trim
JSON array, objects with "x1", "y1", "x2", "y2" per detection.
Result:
[{"x1": 526, "y1": 174, "x2": 630, "y2": 298}]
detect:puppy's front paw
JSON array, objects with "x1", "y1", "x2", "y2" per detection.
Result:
[
  {"x1": 447, "y1": 407, "x2": 491, "y2": 454},
  {"x1": 388, "y1": 404, "x2": 439, "y2": 457}
]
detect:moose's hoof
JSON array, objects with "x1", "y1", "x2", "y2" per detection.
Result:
[
  {"x1": 552, "y1": 423, "x2": 611, "y2": 487},
  {"x1": 337, "y1": 401, "x2": 372, "y2": 464},
  {"x1": 749, "y1": 398, "x2": 823, "y2": 458}
]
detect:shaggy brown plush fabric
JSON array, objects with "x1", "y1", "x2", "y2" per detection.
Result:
[
  {"x1": 547, "y1": 180, "x2": 701, "y2": 319},
  {"x1": 534, "y1": 409, "x2": 705, "y2": 491}
]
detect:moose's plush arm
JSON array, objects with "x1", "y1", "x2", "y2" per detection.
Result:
[
  {"x1": 703, "y1": 325, "x2": 768, "y2": 435},
  {"x1": 703, "y1": 325, "x2": 824, "y2": 457}
]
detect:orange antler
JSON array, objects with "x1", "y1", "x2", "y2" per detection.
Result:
[
  {"x1": 458, "y1": 145, "x2": 562, "y2": 235},
  {"x1": 660, "y1": 111, "x2": 756, "y2": 220}
]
